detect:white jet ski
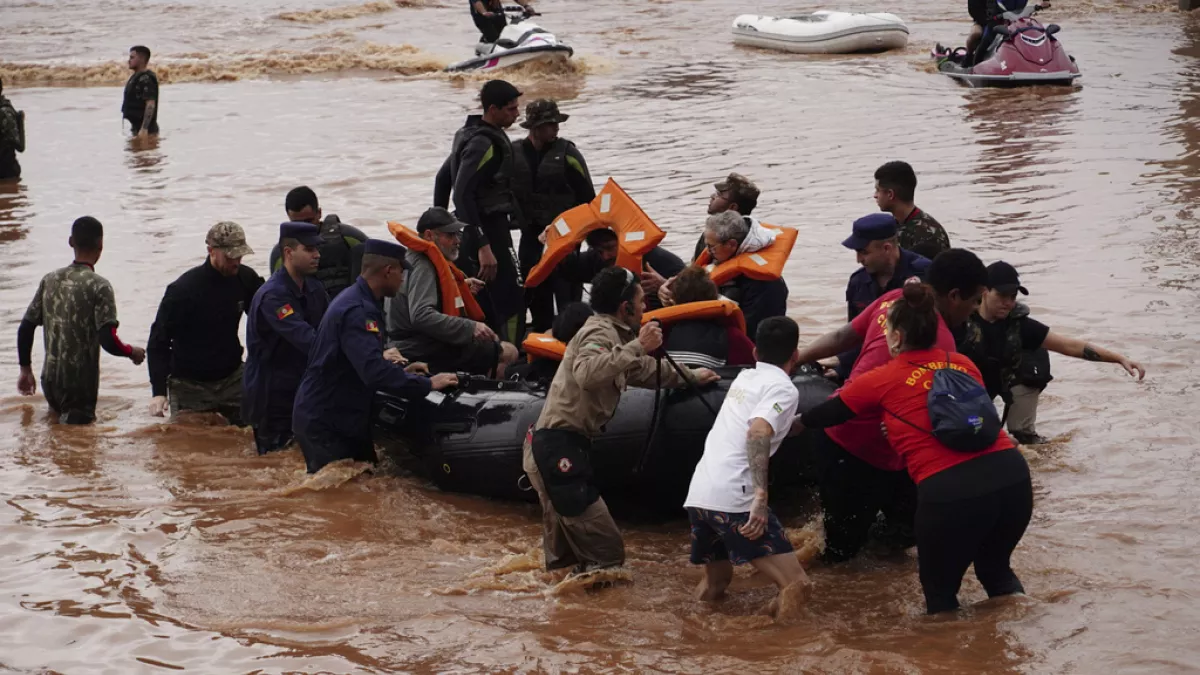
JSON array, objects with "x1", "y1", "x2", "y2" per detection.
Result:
[
  {"x1": 732, "y1": 11, "x2": 909, "y2": 54},
  {"x1": 446, "y1": 7, "x2": 574, "y2": 72}
]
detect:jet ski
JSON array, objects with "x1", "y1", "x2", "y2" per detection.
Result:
[
  {"x1": 446, "y1": 6, "x2": 574, "y2": 73},
  {"x1": 933, "y1": 0, "x2": 1079, "y2": 87},
  {"x1": 374, "y1": 365, "x2": 838, "y2": 512}
]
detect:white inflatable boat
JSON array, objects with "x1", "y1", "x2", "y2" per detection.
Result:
[{"x1": 732, "y1": 11, "x2": 909, "y2": 54}]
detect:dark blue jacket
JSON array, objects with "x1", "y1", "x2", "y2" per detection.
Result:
[
  {"x1": 243, "y1": 268, "x2": 329, "y2": 433},
  {"x1": 293, "y1": 277, "x2": 432, "y2": 443},
  {"x1": 837, "y1": 249, "x2": 931, "y2": 378}
]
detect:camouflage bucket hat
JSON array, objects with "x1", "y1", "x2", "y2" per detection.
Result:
[
  {"x1": 520, "y1": 99, "x2": 570, "y2": 129},
  {"x1": 205, "y1": 221, "x2": 254, "y2": 258}
]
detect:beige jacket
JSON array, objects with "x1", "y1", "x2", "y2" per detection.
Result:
[{"x1": 535, "y1": 313, "x2": 697, "y2": 437}]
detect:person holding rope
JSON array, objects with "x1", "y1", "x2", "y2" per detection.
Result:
[{"x1": 522, "y1": 266, "x2": 719, "y2": 580}]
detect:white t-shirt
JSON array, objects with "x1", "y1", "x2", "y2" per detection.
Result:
[{"x1": 683, "y1": 362, "x2": 800, "y2": 513}]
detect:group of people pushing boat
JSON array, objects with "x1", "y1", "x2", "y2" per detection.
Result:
[{"x1": 16, "y1": 77, "x2": 1147, "y2": 619}]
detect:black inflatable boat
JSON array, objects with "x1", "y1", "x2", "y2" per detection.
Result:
[{"x1": 373, "y1": 365, "x2": 838, "y2": 510}]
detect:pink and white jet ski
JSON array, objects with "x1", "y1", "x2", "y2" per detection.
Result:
[
  {"x1": 446, "y1": 7, "x2": 573, "y2": 73},
  {"x1": 934, "y1": 0, "x2": 1080, "y2": 87}
]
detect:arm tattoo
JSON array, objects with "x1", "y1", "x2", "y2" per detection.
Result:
[
  {"x1": 747, "y1": 433, "x2": 771, "y2": 492},
  {"x1": 1083, "y1": 345, "x2": 1101, "y2": 361}
]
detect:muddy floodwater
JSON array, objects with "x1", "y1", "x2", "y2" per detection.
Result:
[{"x1": 2, "y1": 0, "x2": 1199, "y2": 672}]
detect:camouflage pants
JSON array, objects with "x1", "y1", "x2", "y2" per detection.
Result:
[
  {"x1": 169, "y1": 364, "x2": 245, "y2": 425},
  {"x1": 42, "y1": 380, "x2": 97, "y2": 425}
]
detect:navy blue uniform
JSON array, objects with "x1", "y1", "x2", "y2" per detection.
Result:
[
  {"x1": 243, "y1": 268, "x2": 330, "y2": 454},
  {"x1": 836, "y1": 249, "x2": 931, "y2": 379},
  {"x1": 292, "y1": 276, "x2": 432, "y2": 473}
]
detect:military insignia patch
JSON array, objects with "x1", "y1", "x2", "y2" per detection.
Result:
[
  {"x1": 557, "y1": 457, "x2": 573, "y2": 473},
  {"x1": 276, "y1": 304, "x2": 294, "y2": 320},
  {"x1": 773, "y1": 402, "x2": 783, "y2": 414},
  {"x1": 365, "y1": 320, "x2": 379, "y2": 333}
]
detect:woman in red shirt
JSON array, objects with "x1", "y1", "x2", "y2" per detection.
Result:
[{"x1": 794, "y1": 282, "x2": 1032, "y2": 614}]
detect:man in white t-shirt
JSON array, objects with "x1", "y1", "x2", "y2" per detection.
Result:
[{"x1": 683, "y1": 316, "x2": 811, "y2": 619}]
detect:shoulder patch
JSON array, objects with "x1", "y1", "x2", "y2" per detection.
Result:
[
  {"x1": 276, "y1": 304, "x2": 294, "y2": 320},
  {"x1": 365, "y1": 319, "x2": 379, "y2": 333},
  {"x1": 772, "y1": 402, "x2": 784, "y2": 414}
]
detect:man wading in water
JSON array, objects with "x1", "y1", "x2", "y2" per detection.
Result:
[
  {"x1": 122, "y1": 46, "x2": 159, "y2": 138},
  {"x1": 523, "y1": 267, "x2": 719, "y2": 583}
]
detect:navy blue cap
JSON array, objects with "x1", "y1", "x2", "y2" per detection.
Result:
[
  {"x1": 279, "y1": 221, "x2": 324, "y2": 248},
  {"x1": 362, "y1": 239, "x2": 412, "y2": 269},
  {"x1": 842, "y1": 213, "x2": 899, "y2": 251}
]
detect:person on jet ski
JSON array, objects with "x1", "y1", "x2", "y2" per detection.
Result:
[
  {"x1": 966, "y1": 0, "x2": 1001, "y2": 57},
  {"x1": 470, "y1": 0, "x2": 537, "y2": 44}
]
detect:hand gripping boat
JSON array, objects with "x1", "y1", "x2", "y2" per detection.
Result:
[
  {"x1": 732, "y1": 11, "x2": 909, "y2": 54},
  {"x1": 373, "y1": 366, "x2": 837, "y2": 512},
  {"x1": 934, "y1": 0, "x2": 1079, "y2": 87},
  {"x1": 446, "y1": 7, "x2": 574, "y2": 73}
]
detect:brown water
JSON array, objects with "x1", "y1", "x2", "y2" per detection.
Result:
[{"x1": 2, "y1": 0, "x2": 1200, "y2": 671}]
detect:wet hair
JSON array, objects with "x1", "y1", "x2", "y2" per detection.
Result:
[
  {"x1": 589, "y1": 266, "x2": 639, "y2": 314},
  {"x1": 584, "y1": 228, "x2": 618, "y2": 249},
  {"x1": 131, "y1": 45, "x2": 151, "y2": 61},
  {"x1": 671, "y1": 265, "x2": 718, "y2": 304},
  {"x1": 285, "y1": 186, "x2": 319, "y2": 214},
  {"x1": 71, "y1": 216, "x2": 103, "y2": 251},
  {"x1": 551, "y1": 302, "x2": 594, "y2": 343},
  {"x1": 705, "y1": 211, "x2": 749, "y2": 245},
  {"x1": 928, "y1": 248, "x2": 988, "y2": 299},
  {"x1": 874, "y1": 161, "x2": 917, "y2": 203},
  {"x1": 755, "y1": 316, "x2": 799, "y2": 366},
  {"x1": 360, "y1": 252, "x2": 400, "y2": 276},
  {"x1": 887, "y1": 281, "x2": 939, "y2": 350}
]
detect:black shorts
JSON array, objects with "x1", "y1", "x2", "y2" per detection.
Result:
[
  {"x1": 687, "y1": 507, "x2": 794, "y2": 566},
  {"x1": 428, "y1": 339, "x2": 501, "y2": 377}
]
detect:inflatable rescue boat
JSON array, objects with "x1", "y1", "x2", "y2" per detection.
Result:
[
  {"x1": 732, "y1": 11, "x2": 909, "y2": 54},
  {"x1": 374, "y1": 365, "x2": 837, "y2": 511}
]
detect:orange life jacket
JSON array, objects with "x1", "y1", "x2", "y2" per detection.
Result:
[
  {"x1": 693, "y1": 224, "x2": 798, "y2": 286},
  {"x1": 522, "y1": 332, "x2": 568, "y2": 362},
  {"x1": 387, "y1": 221, "x2": 486, "y2": 321},
  {"x1": 642, "y1": 298, "x2": 747, "y2": 334},
  {"x1": 525, "y1": 178, "x2": 667, "y2": 288}
]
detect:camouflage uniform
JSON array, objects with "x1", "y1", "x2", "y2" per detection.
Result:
[
  {"x1": 22, "y1": 264, "x2": 120, "y2": 423},
  {"x1": 0, "y1": 95, "x2": 23, "y2": 180},
  {"x1": 897, "y1": 207, "x2": 951, "y2": 261}
]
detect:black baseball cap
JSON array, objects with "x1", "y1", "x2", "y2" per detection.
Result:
[
  {"x1": 480, "y1": 80, "x2": 522, "y2": 110},
  {"x1": 416, "y1": 207, "x2": 467, "y2": 234},
  {"x1": 986, "y1": 261, "x2": 1028, "y2": 295}
]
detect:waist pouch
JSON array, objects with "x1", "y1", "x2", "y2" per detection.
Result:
[
  {"x1": 1017, "y1": 347, "x2": 1053, "y2": 389},
  {"x1": 531, "y1": 428, "x2": 599, "y2": 517}
]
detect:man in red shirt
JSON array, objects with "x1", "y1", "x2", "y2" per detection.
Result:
[{"x1": 794, "y1": 248, "x2": 988, "y2": 562}]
